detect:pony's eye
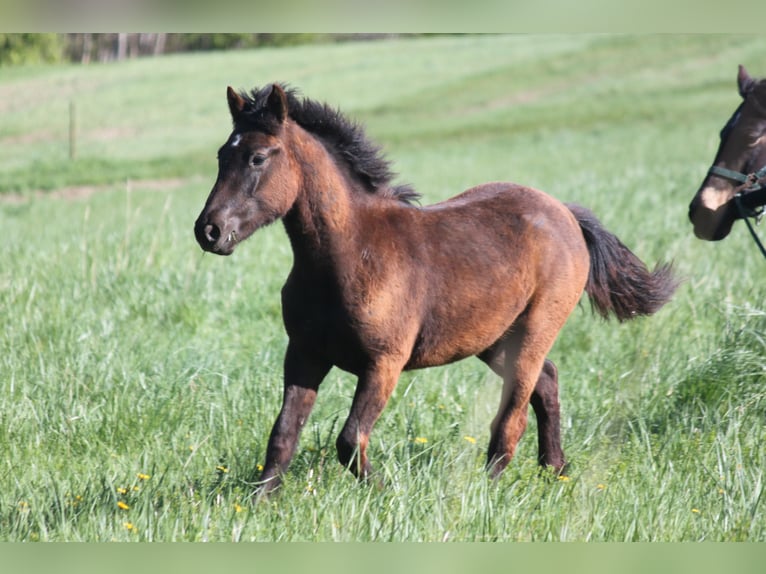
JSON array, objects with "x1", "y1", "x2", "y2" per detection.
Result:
[{"x1": 251, "y1": 154, "x2": 267, "y2": 168}]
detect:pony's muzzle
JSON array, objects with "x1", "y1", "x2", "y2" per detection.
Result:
[
  {"x1": 194, "y1": 216, "x2": 218, "y2": 249},
  {"x1": 194, "y1": 215, "x2": 234, "y2": 255},
  {"x1": 202, "y1": 223, "x2": 220, "y2": 244}
]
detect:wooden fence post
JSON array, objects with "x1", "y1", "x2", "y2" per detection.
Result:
[{"x1": 69, "y1": 100, "x2": 77, "y2": 160}]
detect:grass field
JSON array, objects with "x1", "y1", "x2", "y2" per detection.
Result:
[{"x1": 1, "y1": 34, "x2": 765, "y2": 541}]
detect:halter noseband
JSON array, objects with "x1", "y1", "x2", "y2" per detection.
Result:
[
  {"x1": 707, "y1": 164, "x2": 766, "y2": 213},
  {"x1": 707, "y1": 164, "x2": 766, "y2": 258},
  {"x1": 708, "y1": 164, "x2": 766, "y2": 190}
]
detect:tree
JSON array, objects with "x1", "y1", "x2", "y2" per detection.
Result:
[{"x1": 0, "y1": 34, "x2": 63, "y2": 66}]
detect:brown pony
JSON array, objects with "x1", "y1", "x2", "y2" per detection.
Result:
[
  {"x1": 689, "y1": 65, "x2": 766, "y2": 241},
  {"x1": 195, "y1": 84, "x2": 677, "y2": 494}
]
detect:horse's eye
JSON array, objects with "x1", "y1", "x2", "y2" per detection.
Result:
[{"x1": 251, "y1": 154, "x2": 267, "y2": 168}]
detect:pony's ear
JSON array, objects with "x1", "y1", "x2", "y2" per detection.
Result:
[
  {"x1": 738, "y1": 65, "x2": 756, "y2": 98},
  {"x1": 227, "y1": 86, "x2": 246, "y2": 120},
  {"x1": 266, "y1": 84, "x2": 288, "y2": 124}
]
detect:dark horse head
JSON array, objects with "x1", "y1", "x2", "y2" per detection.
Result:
[
  {"x1": 689, "y1": 65, "x2": 766, "y2": 241},
  {"x1": 194, "y1": 84, "x2": 300, "y2": 255}
]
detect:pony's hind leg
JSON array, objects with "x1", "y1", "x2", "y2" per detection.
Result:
[
  {"x1": 481, "y1": 299, "x2": 574, "y2": 478},
  {"x1": 529, "y1": 360, "x2": 565, "y2": 472},
  {"x1": 478, "y1": 350, "x2": 566, "y2": 472}
]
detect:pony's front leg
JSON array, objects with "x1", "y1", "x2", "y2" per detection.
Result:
[
  {"x1": 257, "y1": 344, "x2": 331, "y2": 495},
  {"x1": 335, "y1": 359, "x2": 403, "y2": 481}
]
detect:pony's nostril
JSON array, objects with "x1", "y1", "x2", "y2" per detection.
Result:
[{"x1": 204, "y1": 223, "x2": 220, "y2": 243}]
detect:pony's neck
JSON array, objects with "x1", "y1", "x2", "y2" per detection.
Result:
[{"x1": 281, "y1": 123, "x2": 364, "y2": 267}]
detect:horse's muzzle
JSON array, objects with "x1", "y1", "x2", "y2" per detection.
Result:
[
  {"x1": 194, "y1": 215, "x2": 235, "y2": 255},
  {"x1": 688, "y1": 187, "x2": 736, "y2": 241}
]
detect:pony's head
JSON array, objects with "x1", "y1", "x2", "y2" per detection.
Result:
[{"x1": 194, "y1": 84, "x2": 299, "y2": 255}]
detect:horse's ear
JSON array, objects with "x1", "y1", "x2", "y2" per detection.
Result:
[
  {"x1": 738, "y1": 65, "x2": 756, "y2": 98},
  {"x1": 267, "y1": 84, "x2": 288, "y2": 124},
  {"x1": 227, "y1": 86, "x2": 246, "y2": 120}
]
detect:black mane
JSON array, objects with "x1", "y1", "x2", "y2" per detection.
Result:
[{"x1": 235, "y1": 85, "x2": 420, "y2": 205}]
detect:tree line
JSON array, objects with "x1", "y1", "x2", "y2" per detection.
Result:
[{"x1": 0, "y1": 33, "x2": 397, "y2": 66}]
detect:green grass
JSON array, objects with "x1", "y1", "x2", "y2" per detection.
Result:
[{"x1": 1, "y1": 34, "x2": 765, "y2": 541}]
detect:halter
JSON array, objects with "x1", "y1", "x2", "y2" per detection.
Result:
[{"x1": 707, "y1": 164, "x2": 766, "y2": 258}]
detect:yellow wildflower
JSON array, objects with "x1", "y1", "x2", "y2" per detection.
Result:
[
  {"x1": 413, "y1": 437, "x2": 428, "y2": 444},
  {"x1": 116, "y1": 487, "x2": 128, "y2": 495},
  {"x1": 234, "y1": 503, "x2": 243, "y2": 513},
  {"x1": 692, "y1": 508, "x2": 700, "y2": 514},
  {"x1": 256, "y1": 464, "x2": 264, "y2": 472},
  {"x1": 558, "y1": 475, "x2": 570, "y2": 482},
  {"x1": 124, "y1": 522, "x2": 134, "y2": 531},
  {"x1": 137, "y1": 473, "x2": 151, "y2": 481},
  {"x1": 117, "y1": 501, "x2": 130, "y2": 511},
  {"x1": 596, "y1": 484, "x2": 606, "y2": 490},
  {"x1": 463, "y1": 436, "x2": 477, "y2": 444},
  {"x1": 216, "y1": 465, "x2": 229, "y2": 473}
]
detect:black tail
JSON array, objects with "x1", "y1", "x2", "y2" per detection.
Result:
[{"x1": 567, "y1": 204, "x2": 678, "y2": 322}]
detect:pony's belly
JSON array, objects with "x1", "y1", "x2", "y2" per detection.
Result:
[
  {"x1": 404, "y1": 312, "x2": 519, "y2": 370},
  {"x1": 404, "y1": 346, "x2": 477, "y2": 370}
]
